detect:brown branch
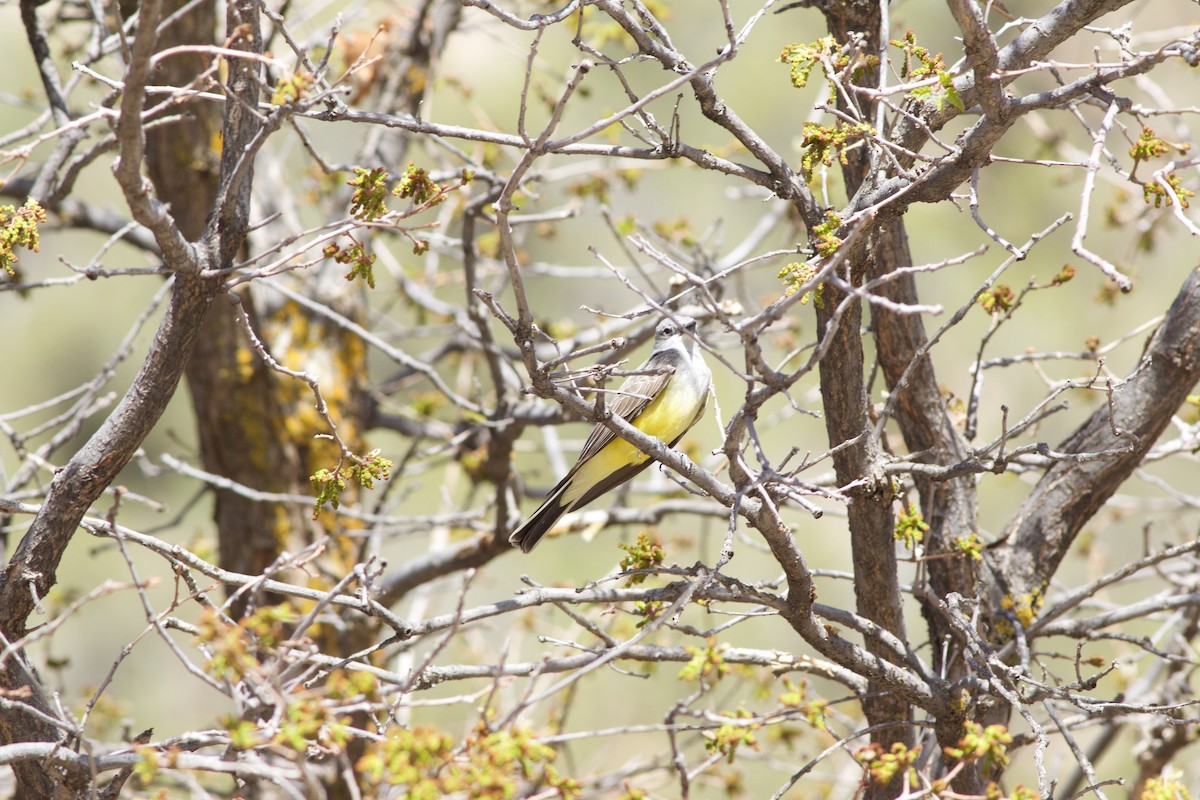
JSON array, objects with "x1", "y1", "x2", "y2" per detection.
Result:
[
  {"x1": 988, "y1": 265, "x2": 1200, "y2": 601},
  {"x1": 886, "y1": 0, "x2": 1135, "y2": 159}
]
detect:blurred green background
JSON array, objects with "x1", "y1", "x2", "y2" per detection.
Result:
[{"x1": 3, "y1": 0, "x2": 1198, "y2": 794}]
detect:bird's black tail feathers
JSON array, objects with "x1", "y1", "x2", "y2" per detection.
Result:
[
  {"x1": 509, "y1": 480, "x2": 570, "y2": 553},
  {"x1": 509, "y1": 454, "x2": 668, "y2": 552}
]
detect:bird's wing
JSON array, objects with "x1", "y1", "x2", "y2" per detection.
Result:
[{"x1": 573, "y1": 360, "x2": 677, "y2": 466}]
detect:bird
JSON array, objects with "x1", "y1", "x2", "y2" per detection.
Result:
[{"x1": 509, "y1": 315, "x2": 712, "y2": 553}]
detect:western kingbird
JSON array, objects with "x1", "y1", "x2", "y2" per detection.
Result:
[{"x1": 510, "y1": 315, "x2": 712, "y2": 553}]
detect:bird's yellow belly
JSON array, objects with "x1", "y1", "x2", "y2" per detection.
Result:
[{"x1": 563, "y1": 383, "x2": 703, "y2": 506}]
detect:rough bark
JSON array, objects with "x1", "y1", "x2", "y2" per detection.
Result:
[
  {"x1": 865, "y1": 226, "x2": 984, "y2": 792},
  {"x1": 808, "y1": 4, "x2": 920, "y2": 796},
  {"x1": 0, "y1": 0, "x2": 259, "y2": 793},
  {"x1": 988, "y1": 266, "x2": 1200, "y2": 603},
  {"x1": 815, "y1": 276, "x2": 913, "y2": 800}
]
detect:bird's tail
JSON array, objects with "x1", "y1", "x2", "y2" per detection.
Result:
[{"x1": 509, "y1": 479, "x2": 571, "y2": 553}]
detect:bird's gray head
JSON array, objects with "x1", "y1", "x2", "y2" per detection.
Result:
[
  {"x1": 651, "y1": 315, "x2": 701, "y2": 358},
  {"x1": 655, "y1": 315, "x2": 697, "y2": 340}
]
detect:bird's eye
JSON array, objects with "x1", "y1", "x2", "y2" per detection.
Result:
[{"x1": 662, "y1": 325, "x2": 676, "y2": 336}]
